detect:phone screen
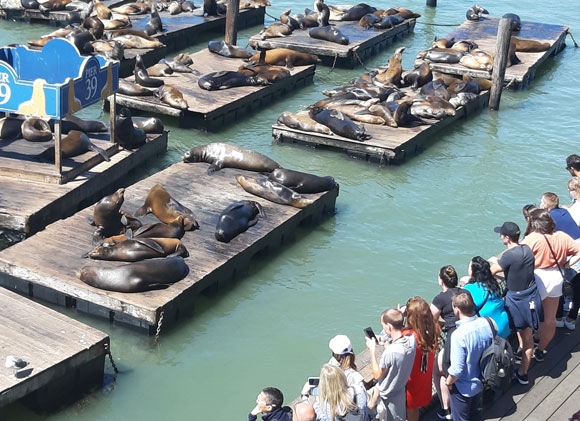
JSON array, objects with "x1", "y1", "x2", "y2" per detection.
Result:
[{"x1": 308, "y1": 377, "x2": 320, "y2": 387}]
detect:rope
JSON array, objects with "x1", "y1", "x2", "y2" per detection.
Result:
[
  {"x1": 154, "y1": 310, "x2": 164, "y2": 345},
  {"x1": 330, "y1": 53, "x2": 338, "y2": 72},
  {"x1": 505, "y1": 77, "x2": 516, "y2": 89},
  {"x1": 567, "y1": 29, "x2": 579, "y2": 48},
  {"x1": 416, "y1": 21, "x2": 461, "y2": 27},
  {"x1": 353, "y1": 49, "x2": 369, "y2": 71},
  {"x1": 265, "y1": 11, "x2": 280, "y2": 21},
  {"x1": 104, "y1": 343, "x2": 119, "y2": 381}
]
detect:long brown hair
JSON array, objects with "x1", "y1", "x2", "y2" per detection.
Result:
[
  {"x1": 406, "y1": 296, "x2": 438, "y2": 353},
  {"x1": 332, "y1": 352, "x2": 357, "y2": 372}
]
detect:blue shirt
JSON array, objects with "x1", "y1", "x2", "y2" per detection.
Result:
[
  {"x1": 550, "y1": 208, "x2": 580, "y2": 239},
  {"x1": 448, "y1": 316, "x2": 493, "y2": 397},
  {"x1": 464, "y1": 283, "x2": 511, "y2": 339}
]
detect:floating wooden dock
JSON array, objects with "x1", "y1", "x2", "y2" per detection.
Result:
[
  {"x1": 0, "y1": 132, "x2": 167, "y2": 235},
  {"x1": 0, "y1": 0, "x2": 128, "y2": 23},
  {"x1": 118, "y1": 7, "x2": 265, "y2": 77},
  {"x1": 249, "y1": 18, "x2": 416, "y2": 68},
  {"x1": 272, "y1": 90, "x2": 490, "y2": 164},
  {"x1": 115, "y1": 49, "x2": 316, "y2": 130},
  {"x1": 0, "y1": 286, "x2": 108, "y2": 412},
  {"x1": 415, "y1": 17, "x2": 569, "y2": 88},
  {"x1": 0, "y1": 161, "x2": 339, "y2": 333}
]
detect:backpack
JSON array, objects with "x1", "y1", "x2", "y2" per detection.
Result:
[{"x1": 479, "y1": 316, "x2": 515, "y2": 392}]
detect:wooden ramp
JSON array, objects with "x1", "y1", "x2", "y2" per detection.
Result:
[
  {"x1": 415, "y1": 17, "x2": 569, "y2": 88},
  {"x1": 115, "y1": 49, "x2": 316, "y2": 130},
  {"x1": 0, "y1": 162, "x2": 339, "y2": 333},
  {"x1": 272, "y1": 90, "x2": 490, "y2": 164},
  {"x1": 0, "y1": 132, "x2": 167, "y2": 235},
  {"x1": 249, "y1": 18, "x2": 416, "y2": 68},
  {"x1": 0, "y1": 287, "x2": 108, "y2": 411},
  {"x1": 118, "y1": 7, "x2": 265, "y2": 77}
]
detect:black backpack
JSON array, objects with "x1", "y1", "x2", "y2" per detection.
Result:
[{"x1": 479, "y1": 316, "x2": 515, "y2": 391}]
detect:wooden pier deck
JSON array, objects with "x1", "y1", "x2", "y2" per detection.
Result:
[
  {"x1": 272, "y1": 90, "x2": 490, "y2": 164},
  {"x1": 249, "y1": 18, "x2": 416, "y2": 68},
  {"x1": 115, "y1": 49, "x2": 316, "y2": 130},
  {"x1": 0, "y1": 286, "x2": 108, "y2": 412},
  {"x1": 0, "y1": 132, "x2": 167, "y2": 235},
  {"x1": 0, "y1": 161, "x2": 339, "y2": 333},
  {"x1": 415, "y1": 17, "x2": 569, "y2": 88},
  {"x1": 0, "y1": 0, "x2": 128, "y2": 23},
  {"x1": 118, "y1": 7, "x2": 265, "y2": 77}
]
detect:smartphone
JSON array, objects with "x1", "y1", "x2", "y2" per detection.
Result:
[
  {"x1": 364, "y1": 327, "x2": 378, "y2": 343},
  {"x1": 308, "y1": 377, "x2": 320, "y2": 387}
]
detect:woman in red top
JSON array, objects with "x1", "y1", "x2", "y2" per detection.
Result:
[{"x1": 402, "y1": 296, "x2": 439, "y2": 421}]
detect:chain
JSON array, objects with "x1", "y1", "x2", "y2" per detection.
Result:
[
  {"x1": 330, "y1": 53, "x2": 338, "y2": 72},
  {"x1": 154, "y1": 311, "x2": 164, "y2": 344},
  {"x1": 265, "y1": 11, "x2": 280, "y2": 21},
  {"x1": 104, "y1": 343, "x2": 119, "y2": 380},
  {"x1": 505, "y1": 77, "x2": 516, "y2": 89},
  {"x1": 567, "y1": 29, "x2": 579, "y2": 48},
  {"x1": 353, "y1": 50, "x2": 369, "y2": 72}
]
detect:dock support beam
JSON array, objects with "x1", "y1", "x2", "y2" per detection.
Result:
[
  {"x1": 489, "y1": 17, "x2": 512, "y2": 110},
  {"x1": 225, "y1": 0, "x2": 240, "y2": 45},
  {"x1": 54, "y1": 119, "x2": 62, "y2": 176},
  {"x1": 426, "y1": 0, "x2": 437, "y2": 7}
]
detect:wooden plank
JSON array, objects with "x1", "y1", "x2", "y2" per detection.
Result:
[
  {"x1": 249, "y1": 18, "x2": 416, "y2": 67},
  {"x1": 544, "y1": 383, "x2": 580, "y2": 421},
  {"x1": 0, "y1": 161, "x2": 339, "y2": 332},
  {"x1": 415, "y1": 17, "x2": 569, "y2": 88},
  {"x1": 115, "y1": 49, "x2": 316, "y2": 129}
]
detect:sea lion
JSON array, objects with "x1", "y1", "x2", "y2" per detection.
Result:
[
  {"x1": 373, "y1": 14, "x2": 403, "y2": 29},
  {"x1": 338, "y1": 3, "x2": 376, "y2": 21},
  {"x1": 135, "y1": 55, "x2": 164, "y2": 88},
  {"x1": 375, "y1": 47, "x2": 405, "y2": 86},
  {"x1": 159, "y1": 58, "x2": 194, "y2": 73},
  {"x1": 237, "y1": 64, "x2": 290, "y2": 83},
  {"x1": 22, "y1": 118, "x2": 52, "y2": 142},
  {"x1": 89, "y1": 188, "x2": 139, "y2": 244},
  {"x1": 134, "y1": 184, "x2": 200, "y2": 231},
  {"x1": 292, "y1": 12, "x2": 318, "y2": 29},
  {"x1": 402, "y1": 62, "x2": 432, "y2": 90},
  {"x1": 466, "y1": 4, "x2": 488, "y2": 21},
  {"x1": 208, "y1": 40, "x2": 256, "y2": 58},
  {"x1": 147, "y1": 63, "x2": 174, "y2": 77},
  {"x1": 513, "y1": 37, "x2": 550, "y2": 52},
  {"x1": 118, "y1": 81, "x2": 154, "y2": 96},
  {"x1": 39, "y1": 130, "x2": 110, "y2": 162},
  {"x1": 66, "y1": 29, "x2": 95, "y2": 55},
  {"x1": 145, "y1": 9, "x2": 163, "y2": 35},
  {"x1": 280, "y1": 9, "x2": 300, "y2": 30},
  {"x1": 259, "y1": 23, "x2": 292, "y2": 40},
  {"x1": 463, "y1": 74, "x2": 492, "y2": 91},
  {"x1": 102, "y1": 217, "x2": 185, "y2": 245},
  {"x1": 394, "y1": 7, "x2": 420, "y2": 19},
  {"x1": 248, "y1": 48, "x2": 320, "y2": 68},
  {"x1": 460, "y1": 49, "x2": 493, "y2": 71},
  {"x1": 359, "y1": 13, "x2": 380, "y2": 28},
  {"x1": 132, "y1": 116, "x2": 164, "y2": 134},
  {"x1": 314, "y1": 0, "x2": 330, "y2": 26},
  {"x1": 420, "y1": 48, "x2": 464, "y2": 64},
  {"x1": 174, "y1": 53, "x2": 194, "y2": 65},
  {"x1": 94, "y1": 0, "x2": 112, "y2": 19},
  {"x1": 277, "y1": 111, "x2": 333, "y2": 135},
  {"x1": 449, "y1": 92, "x2": 479, "y2": 108},
  {"x1": 114, "y1": 34, "x2": 164, "y2": 49},
  {"x1": 78, "y1": 257, "x2": 189, "y2": 293},
  {"x1": 155, "y1": 85, "x2": 188, "y2": 109},
  {"x1": 39, "y1": 0, "x2": 71, "y2": 13},
  {"x1": 112, "y1": 2, "x2": 150, "y2": 14},
  {"x1": 115, "y1": 107, "x2": 147, "y2": 149},
  {"x1": 432, "y1": 37, "x2": 455, "y2": 49},
  {"x1": 50, "y1": 114, "x2": 108, "y2": 133},
  {"x1": 21, "y1": 0, "x2": 40, "y2": 9},
  {"x1": 103, "y1": 18, "x2": 131, "y2": 30},
  {"x1": 183, "y1": 143, "x2": 280, "y2": 174},
  {"x1": 411, "y1": 96, "x2": 456, "y2": 119},
  {"x1": 268, "y1": 168, "x2": 337, "y2": 194},
  {"x1": 215, "y1": 200, "x2": 265, "y2": 243},
  {"x1": 419, "y1": 79, "x2": 451, "y2": 101},
  {"x1": 309, "y1": 26, "x2": 349, "y2": 45},
  {"x1": 198, "y1": 71, "x2": 269, "y2": 90},
  {"x1": 503, "y1": 13, "x2": 521, "y2": 32},
  {"x1": 182, "y1": 0, "x2": 195, "y2": 12},
  {"x1": 507, "y1": 38, "x2": 521, "y2": 67},
  {"x1": 367, "y1": 102, "x2": 404, "y2": 127},
  {"x1": 309, "y1": 107, "x2": 370, "y2": 141},
  {"x1": 106, "y1": 29, "x2": 158, "y2": 41},
  {"x1": 168, "y1": 1, "x2": 181, "y2": 14},
  {"x1": 85, "y1": 238, "x2": 189, "y2": 262},
  {"x1": 447, "y1": 80, "x2": 479, "y2": 96},
  {"x1": 236, "y1": 176, "x2": 315, "y2": 208},
  {"x1": 0, "y1": 117, "x2": 23, "y2": 140},
  {"x1": 451, "y1": 40, "x2": 478, "y2": 53},
  {"x1": 28, "y1": 37, "x2": 54, "y2": 48},
  {"x1": 203, "y1": 0, "x2": 220, "y2": 16},
  {"x1": 83, "y1": 16, "x2": 104, "y2": 40},
  {"x1": 433, "y1": 71, "x2": 462, "y2": 87}
]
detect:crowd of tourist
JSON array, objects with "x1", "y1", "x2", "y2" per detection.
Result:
[{"x1": 247, "y1": 155, "x2": 580, "y2": 421}]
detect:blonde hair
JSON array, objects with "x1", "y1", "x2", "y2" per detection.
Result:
[
  {"x1": 569, "y1": 177, "x2": 580, "y2": 199},
  {"x1": 318, "y1": 364, "x2": 356, "y2": 419}
]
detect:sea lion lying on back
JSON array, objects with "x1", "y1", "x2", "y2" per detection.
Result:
[{"x1": 237, "y1": 176, "x2": 316, "y2": 209}]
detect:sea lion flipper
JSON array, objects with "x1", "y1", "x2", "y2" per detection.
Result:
[
  {"x1": 125, "y1": 228, "x2": 133, "y2": 239},
  {"x1": 81, "y1": 250, "x2": 90, "y2": 258},
  {"x1": 87, "y1": 216, "x2": 95, "y2": 226},
  {"x1": 133, "y1": 238, "x2": 165, "y2": 254},
  {"x1": 89, "y1": 142, "x2": 111, "y2": 162},
  {"x1": 207, "y1": 162, "x2": 222, "y2": 174},
  {"x1": 134, "y1": 205, "x2": 151, "y2": 217},
  {"x1": 92, "y1": 229, "x2": 104, "y2": 246}
]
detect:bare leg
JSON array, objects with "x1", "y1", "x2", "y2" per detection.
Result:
[
  {"x1": 518, "y1": 327, "x2": 533, "y2": 375},
  {"x1": 407, "y1": 407, "x2": 419, "y2": 421},
  {"x1": 538, "y1": 297, "x2": 560, "y2": 351},
  {"x1": 433, "y1": 352, "x2": 450, "y2": 410}
]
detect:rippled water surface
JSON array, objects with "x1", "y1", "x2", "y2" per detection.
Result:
[{"x1": 0, "y1": 0, "x2": 579, "y2": 419}]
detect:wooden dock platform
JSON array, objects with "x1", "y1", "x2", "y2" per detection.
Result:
[
  {"x1": 115, "y1": 49, "x2": 316, "y2": 130},
  {"x1": 249, "y1": 18, "x2": 416, "y2": 68},
  {"x1": 272, "y1": 90, "x2": 490, "y2": 164},
  {"x1": 0, "y1": 161, "x2": 339, "y2": 333},
  {"x1": 415, "y1": 17, "x2": 569, "y2": 88},
  {"x1": 0, "y1": 286, "x2": 108, "y2": 412},
  {"x1": 0, "y1": 132, "x2": 167, "y2": 235},
  {"x1": 0, "y1": 0, "x2": 128, "y2": 23},
  {"x1": 118, "y1": 7, "x2": 265, "y2": 77}
]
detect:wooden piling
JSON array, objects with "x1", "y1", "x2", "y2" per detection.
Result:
[
  {"x1": 225, "y1": 0, "x2": 240, "y2": 45},
  {"x1": 426, "y1": 0, "x2": 437, "y2": 7},
  {"x1": 489, "y1": 17, "x2": 513, "y2": 110}
]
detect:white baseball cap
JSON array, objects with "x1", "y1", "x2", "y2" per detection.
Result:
[{"x1": 329, "y1": 335, "x2": 353, "y2": 355}]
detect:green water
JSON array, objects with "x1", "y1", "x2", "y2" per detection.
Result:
[{"x1": 1, "y1": 1, "x2": 579, "y2": 419}]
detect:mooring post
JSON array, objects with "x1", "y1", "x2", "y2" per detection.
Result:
[
  {"x1": 426, "y1": 0, "x2": 437, "y2": 7},
  {"x1": 54, "y1": 119, "x2": 62, "y2": 176},
  {"x1": 225, "y1": 0, "x2": 240, "y2": 45},
  {"x1": 109, "y1": 93, "x2": 116, "y2": 144},
  {"x1": 489, "y1": 17, "x2": 513, "y2": 110}
]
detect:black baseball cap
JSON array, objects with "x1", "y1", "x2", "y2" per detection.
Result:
[{"x1": 494, "y1": 222, "x2": 520, "y2": 238}]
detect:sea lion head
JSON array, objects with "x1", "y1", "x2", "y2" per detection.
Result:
[{"x1": 183, "y1": 145, "x2": 204, "y2": 163}]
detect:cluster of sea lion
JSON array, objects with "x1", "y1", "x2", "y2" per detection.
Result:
[
  {"x1": 276, "y1": 46, "x2": 495, "y2": 141},
  {"x1": 256, "y1": 1, "x2": 419, "y2": 46}
]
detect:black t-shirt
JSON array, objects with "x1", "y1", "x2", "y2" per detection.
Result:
[
  {"x1": 498, "y1": 244, "x2": 536, "y2": 292},
  {"x1": 432, "y1": 287, "x2": 467, "y2": 330}
]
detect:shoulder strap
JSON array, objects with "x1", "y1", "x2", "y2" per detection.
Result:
[
  {"x1": 543, "y1": 234, "x2": 565, "y2": 277},
  {"x1": 475, "y1": 290, "x2": 490, "y2": 315},
  {"x1": 483, "y1": 316, "x2": 497, "y2": 338}
]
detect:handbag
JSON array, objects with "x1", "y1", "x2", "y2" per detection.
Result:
[{"x1": 543, "y1": 234, "x2": 574, "y2": 299}]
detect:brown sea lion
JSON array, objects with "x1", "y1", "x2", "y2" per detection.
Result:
[
  {"x1": 215, "y1": 200, "x2": 265, "y2": 243},
  {"x1": 276, "y1": 111, "x2": 333, "y2": 135},
  {"x1": 132, "y1": 116, "x2": 164, "y2": 134},
  {"x1": 460, "y1": 49, "x2": 493, "y2": 71},
  {"x1": 94, "y1": 0, "x2": 112, "y2": 19},
  {"x1": 433, "y1": 71, "x2": 462, "y2": 87},
  {"x1": 432, "y1": 37, "x2": 455, "y2": 49},
  {"x1": 22, "y1": 118, "x2": 52, "y2": 142},
  {"x1": 102, "y1": 19, "x2": 131, "y2": 30},
  {"x1": 155, "y1": 85, "x2": 188, "y2": 110},
  {"x1": 28, "y1": 37, "x2": 54, "y2": 47},
  {"x1": 402, "y1": 62, "x2": 432, "y2": 90},
  {"x1": 85, "y1": 238, "x2": 189, "y2": 262},
  {"x1": 280, "y1": 9, "x2": 300, "y2": 30},
  {"x1": 447, "y1": 80, "x2": 479, "y2": 96},
  {"x1": 135, "y1": 184, "x2": 199, "y2": 231},
  {"x1": 411, "y1": 95, "x2": 456, "y2": 119},
  {"x1": 174, "y1": 53, "x2": 193, "y2": 65},
  {"x1": 395, "y1": 7, "x2": 420, "y2": 19},
  {"x1": 208, "y1": 40, "x2": 256, "y2": 58},
  {"x1": 375, "y1": 47, "x2": 405, "y2": 86},
  {"x1": 513, "y1": 37, "x2": 550, "y2": 52},
  {"x1": 419, "y1": 48, "x2": 464, "y2": 64},
  {"x1": 147, "y1": 63, "x2": 174, "y2": 77},
  {"x1": 106, "y1": 29, "x2": 158, "y2": 41},
  {"x1": 359, "y1": 13, "x2": 380, "y2": 28},
  {"x1": 419, "y1": 79, "x2": 451, "y2": 101},
  {"x1": 309, "y1": 107, "x2": 371, "y2": 141},
  {"x1": 168, "y1": 1, "x2": 181, "y2": 14},
  {"x1": 268, "y1": 168, "x2": 337, "y2": 194},
  {"x1": 78, "y1": 257, "x2": 189, "y2": 292},
  {"x1": 113, "y1": 34, "x2": 164, "y2": 49},
  {"x1": 368, "y1": 100, "x2": 411, "y2": 128},
  {"x1": 118, "y1": 80, "x2": 154, "y2": 96},
  {"x1": 259, "y1": 23, "x2": 292, "y2": 40},
  {"x1": 463, "y1": 74, "x2": 492, "y2": 91},
  {"x1": 237, "y1": 64, "x2": 290, "y2": 83},
  {"x1": 248, "y1": 48, "x2": 320, "y2": 68},
  {"x1": 236, "y1": 175, "x2": 315, "y2": 208},
  {"x1": 90, "y1": 188, "x2": 132, "y2": 243},
  {"x1": 452, "y1": 40, "x2": 478, "y2": 53},
  {"x1": 183, "y1": 143, "x2": 280, "y2": 174},
  {"x1": 38, "y1": 131, "x2": 110, "y2": 162},
  {"x1": 83, "y1": 16, "x2": 104, "y2": 40},
  {"x1": 112, "y1": 2, "x2": 150, "y2": 14},
  {"x1": 39, "y1": 0, "x2": 71, "y2": 13},
  {"x1": 103, "y1": 216, "x2": 185, "y2": 245},
  {"x1": 508, "y1": 39, "x2": 521, "y2": 67}
]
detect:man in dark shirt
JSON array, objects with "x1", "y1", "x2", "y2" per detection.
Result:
[
  {"x1": 491, "y1": 222, "x2": 542, "y2": 384},
  {"x1": 566, "y1": 155, "x2": 580, "y2": 177},
  {"x1": 249, "y1": 387, "x2": 292, "y2": 421},
  {"x1": 541, "y1": 192, "x2": 580, "y2": 239}
]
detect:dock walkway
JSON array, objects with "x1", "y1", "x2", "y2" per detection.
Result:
[
  {"x1": 249, "y1": 18, "x2": 416, "y2": 68},
  {"x1": 0, "y1": 161, "x2": 339, "y2": 333},
  {"x1": 415, "y1": 17, "x2": 569, "y2": 88},
  {"x1": 0, "y1": 286, "x2": 108, "y2": 412},
  {"x1": 115, "y1": 49, "x2": 316, "y2": 130}
]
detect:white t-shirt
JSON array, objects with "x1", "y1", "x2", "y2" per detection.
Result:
[{"x1": 568, "y1": 201, "x2": 580, "y2": 226}]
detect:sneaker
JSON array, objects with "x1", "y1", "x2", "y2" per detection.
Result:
[
  {"x1": 436, "y1": 407, "x2": 452, "y2": 420},
  {"x1": 515, "y1": 370, "x2": 529, "y2": 385},
  {"x1": 514, "y1": 348, "x2": 523, "y2": 362},
  {"x1": 534, "y1": 348, "x2": 545, "y2": 362},
  {"x1": 533, "y1": 336, "x2": 539, "y2": 346},
  {"x1": 565, "y1": 318, "x2": 576, "y2": 331},
  {"x1": 556, "y1": 318, "x2": 565, "y2": 328}
]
